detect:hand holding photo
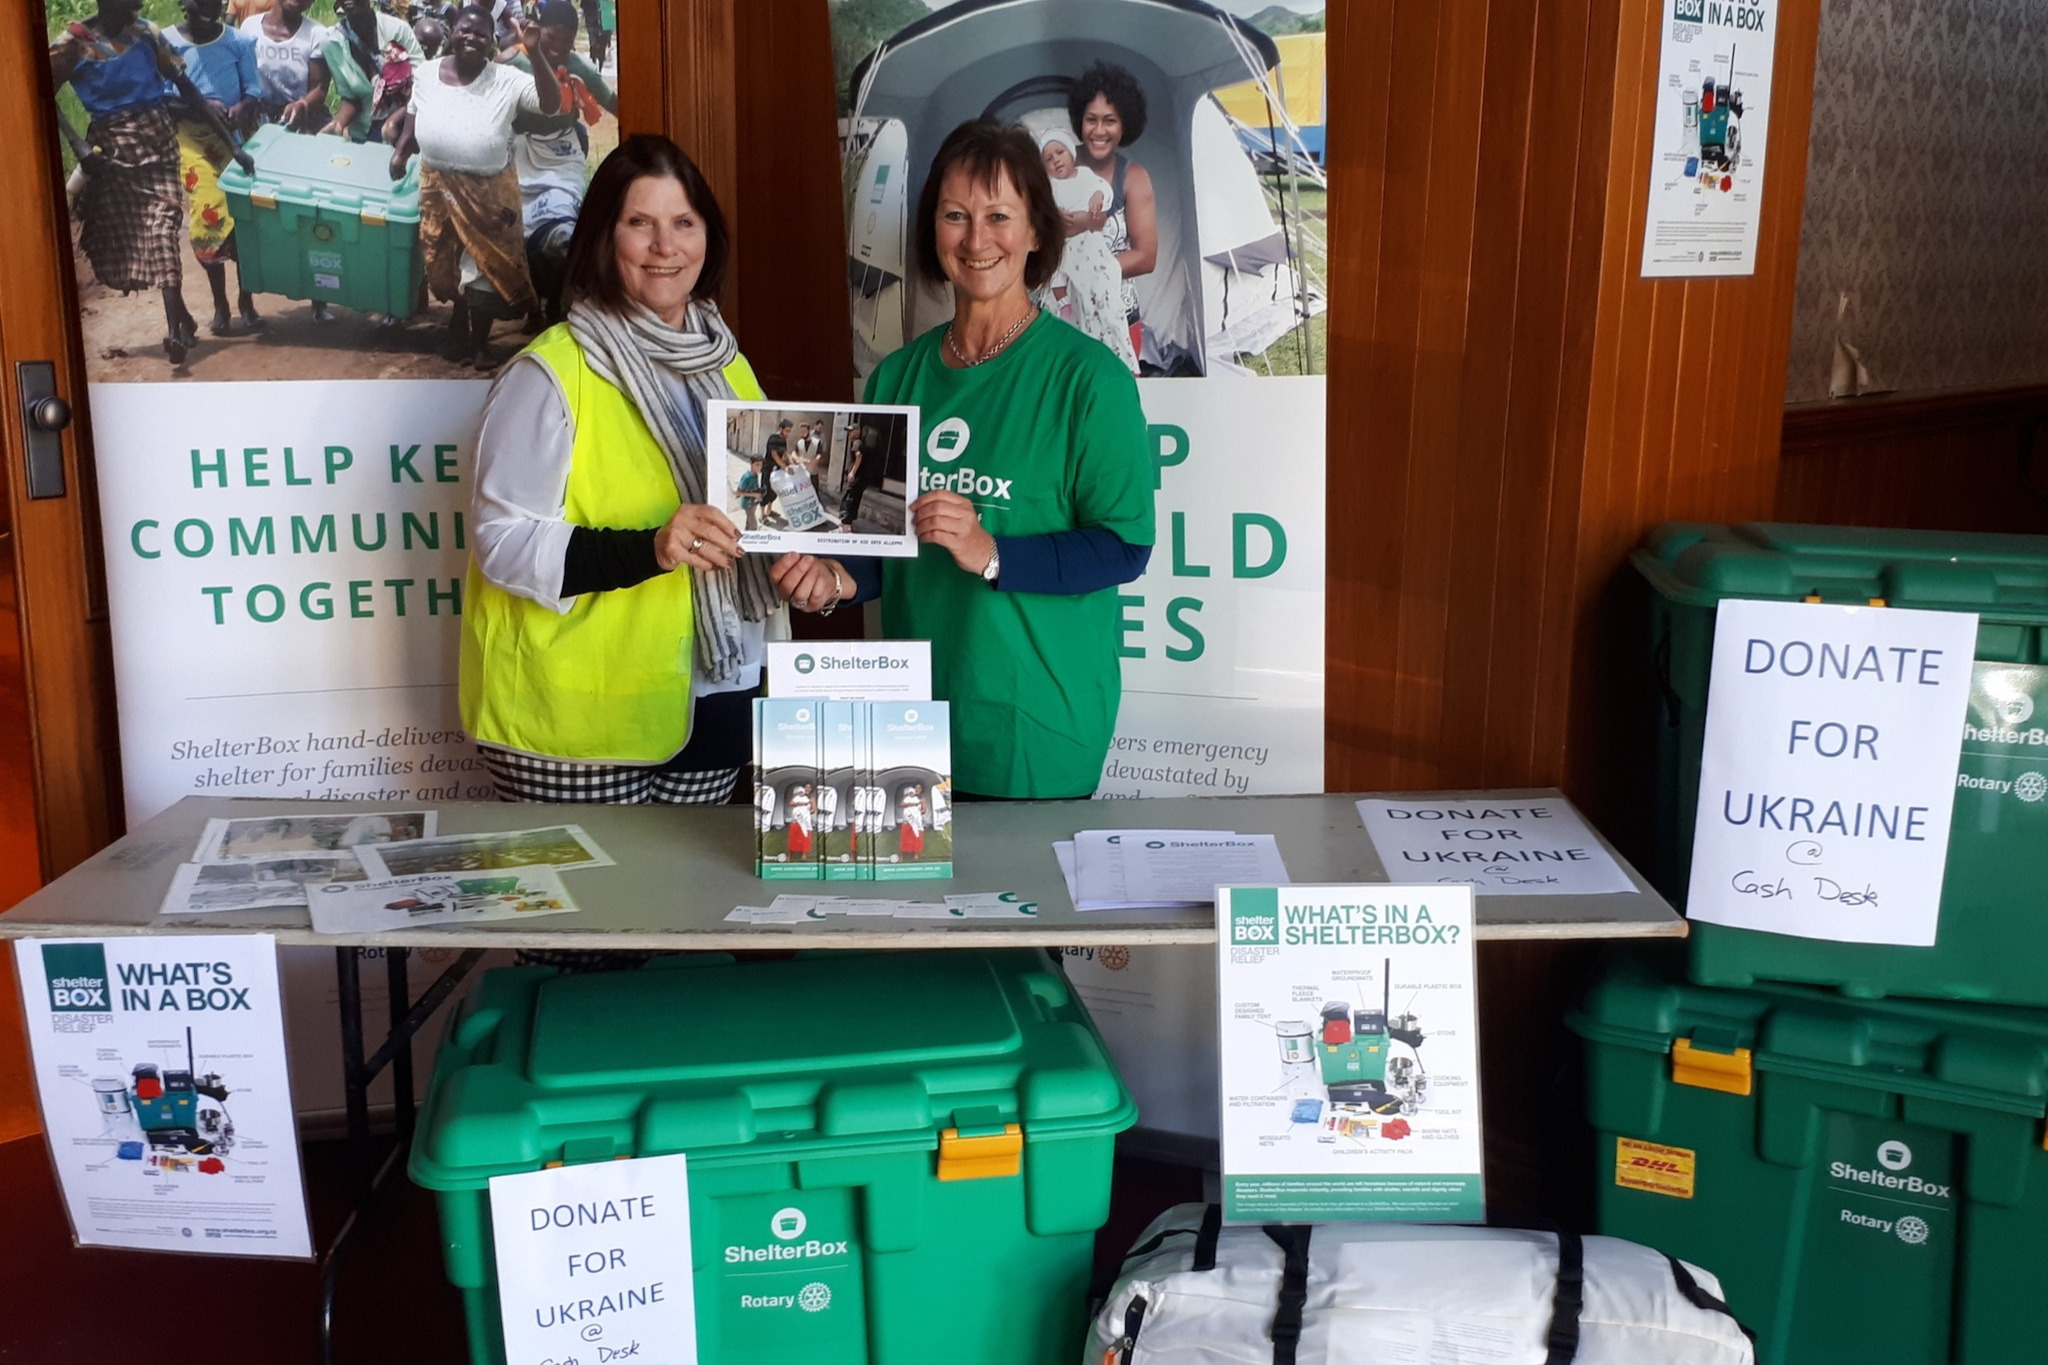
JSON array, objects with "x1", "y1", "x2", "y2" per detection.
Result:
[{"x1": 706, "y1": 400, "x2": 920, "y2": 557}]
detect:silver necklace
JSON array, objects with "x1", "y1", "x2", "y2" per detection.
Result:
[{"x1": 946, "y1": 307, "x2": 1037, "y2": 367}]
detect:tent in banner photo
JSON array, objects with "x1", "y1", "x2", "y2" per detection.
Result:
[{"x1": 840, "y1": 0, "x2": 1327, "y2": 380}]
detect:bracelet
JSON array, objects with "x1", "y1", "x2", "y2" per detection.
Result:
[{"x1": 816, "y1": 564, "x2": 845, "y2": 617}]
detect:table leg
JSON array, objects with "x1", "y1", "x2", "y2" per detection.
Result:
[
  {"x1": 335, "y1": 946, "x2": 372, "y2": 1200},
  {"x1": 386, "y1": 949, "x2": 414, "y2": 1145}
]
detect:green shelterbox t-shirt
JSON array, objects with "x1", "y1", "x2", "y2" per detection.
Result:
[{"x1": 866, "y1": 314, "x2": 1154, "y2": 798}]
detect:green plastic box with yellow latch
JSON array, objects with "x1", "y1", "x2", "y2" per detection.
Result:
[
  {"x1": 218, "y1": 125, "x2": 423, "y2": 318},
  {"x1": 1570, "y1": 954, "x2": 2048, "y2": 1365},
  {"x1": 1633, "y1": 521, "x2": 2048, "y2": 1003},
  {"x1": 408, "y1": 949, "x2": 1136, "y2": 1365}
]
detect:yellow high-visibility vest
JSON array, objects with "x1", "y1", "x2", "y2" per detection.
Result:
[{"x1": 460, "y1": 323, "x2": 763, "y2": 762}]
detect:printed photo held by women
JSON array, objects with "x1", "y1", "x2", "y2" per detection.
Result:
[
  {"x1": 463, "y1": 133, "x2": 788, "y2": 805},
  {"x1": 50, "y1": 0, "x2": 256, "y2": 368},
  {"x1": 384, "y1": 5, "x2": 561, "y2": 368},
  {"x1": 773, "y1": 119, "x2": 1154, "y2": 800}
]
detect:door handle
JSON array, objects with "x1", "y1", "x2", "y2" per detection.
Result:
[{"x1": 16, "y1": 360, "x2": 68, "y2": 500}]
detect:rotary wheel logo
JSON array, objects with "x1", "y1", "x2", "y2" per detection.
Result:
[
  {"x1": 1098, "y1": 946, "x2": 1131, "y2": 972},
  {"x1": 798, "y1": 1282, "x2": 832, "y2": 1313},
  {"x1": 1896, "y1": 1216, "x2": 1930, "y2": 1246},
  {"x1": 2015, "y1": 772, "x2": 2047, "y2": 804}
]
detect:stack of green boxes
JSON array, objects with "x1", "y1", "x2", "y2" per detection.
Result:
[
  {"x1": 1572, "y1": 522, "x2": 2048, "y2": 1364},
  {"x1": 412, "y1": 950, "x2": 1135, "y2": 1365}
]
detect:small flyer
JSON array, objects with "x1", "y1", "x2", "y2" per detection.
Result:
[
  {"x1": 12, "y1": 934, "x2": 313, "y2": 1258},
  {"x1": 1216, "y1": 885, "x2": 1482, "y2": 1223},
  {"x1": 1639, "y1": 0, "x2": 1780, "y2": 277},
  {"x1": 194, "y1": 809, "x2": 435, "y2": 861},
  {"x1": 1685, "y1": 599, "x2": 1977, "y2": 946},
  {"x1": 707, "y1": 399, "x2": 920, "y2": 557},
  {"x1": 160, "y1": 851, "x2": 366, "y2": 916},
  {"x1": 308, "y1": 867, "x2": 580, "y2": 933},
  {"x1": 489, "y1": 1152, "x2": 698, "y2": 1365}
]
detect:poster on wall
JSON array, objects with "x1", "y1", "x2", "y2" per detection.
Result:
[
  {"x1": 43, "y1": 1, "x2": 623, "y2": 1111},
  {"x1": 1640, "y1": 0, "x2": 1780, "y2": 277},
  {"x1": 12, "y1": 934, "x2": 313, "y2": 1258},
  {"x1": 1215, "y1": 885, "x2": 1481, "y2": 1222}
]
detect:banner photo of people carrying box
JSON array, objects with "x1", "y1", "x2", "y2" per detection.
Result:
[
  {"x1": 829, "y1": 0, "x2": 1330, "y2": 1147},
  {"x1": 43, "y1": 0, "x2": 622, "y2": 1110}
]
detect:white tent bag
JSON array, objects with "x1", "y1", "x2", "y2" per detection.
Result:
[{"x1": 1086, "y1": 1204, "x2": 1755, "y2": 1365}]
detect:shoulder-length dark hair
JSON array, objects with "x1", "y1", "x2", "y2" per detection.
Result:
[
  {"x1": 913, "y1": 119, "x2": 1064, "y2": 292},
  {"x1": 562, "y1": 134, "x2": 730, "y2": 309},
  {"x1": 1069, "y1": 61, "x2": 1148, "y2": 145}
]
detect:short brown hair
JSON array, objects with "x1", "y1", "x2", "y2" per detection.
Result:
[
  {"x1": 563, "y1": 134, "x2": 730, "y2": 311},
  {"x1": 914, "y1": 119, "x2": 1064, "y2": 292}
]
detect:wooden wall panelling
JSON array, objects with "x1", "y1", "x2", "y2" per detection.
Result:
[
  {"x1": 613, "y1": 0, "x2": 666, "y2": 136},
  {"x1": 658, "y1": 0, "x2": 740, "y2": 317},
  {"x1": 0, "y1": 0, "x2": 118, "y2": 879},
  {"x1": 1776, "y1": 387, "x2": 2048, "y2": 535}
]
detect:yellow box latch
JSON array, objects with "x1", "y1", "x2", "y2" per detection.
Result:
[
  {"x1": 361, "y1": 207, "x2": 387, "y2": 226},
  {"x1": 1671, "y1": 1038, "x2": 1753, "y2": 1095},
  {"x1": 251, "y1": 190, "x2": 277, "y2": 210},
  {"x1": 937, "y1": 1123, "x2": 1022, "y2": 1182}
]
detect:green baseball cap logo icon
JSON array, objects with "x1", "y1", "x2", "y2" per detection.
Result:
[{"x1": 795, "y1": 654, "x2": 816, "y2": 674}]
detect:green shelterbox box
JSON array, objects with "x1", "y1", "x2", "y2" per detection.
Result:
[
  {"x1": 218, "y1": 125, "x2": 423, "y2": 317},
  {"x1": 1633, "y1": 521, "x2": 2048, "y2": 1003},
  {"x1": 410, "y1": 950, "x2": 1135, "y2": 1365},
  {"x1": 1571, "y1": 956, "x2": 2048, "y2": 1365}
]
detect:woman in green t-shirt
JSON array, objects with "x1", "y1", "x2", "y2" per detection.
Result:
[{"x1": 771, "y1": 119, "x2": 1156, "y2": 800}]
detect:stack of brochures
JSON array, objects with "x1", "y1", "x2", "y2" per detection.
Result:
[
  {"x1": 1062, "y1": 829, "x2": 1290, "y2": 911},
  {"x1": 753, "y1": 698, "x2": 953, "y2": 881}
]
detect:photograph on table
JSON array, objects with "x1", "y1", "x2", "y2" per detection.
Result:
[
  {"x1": 352, "y1": 823, "x2": 613, "y2": 878},
  {"x1": 707, "y1": 400, "x2": 920, "y2": 557},
  {"x1": 833, "y1": 0, "x2": 1327, "y2": 380},
  {"x1": 308, "y1": 865, "x2": 578, "y2": 932},
  {"x1": 46, "y1": 0, "x2": 624, "y2": 381},
  {"x1": 160, "y1": 850, "x2": 367, "y2": 915},
  {"x1": 195, "y1": 809, "x2": 435, "y2": 859}
]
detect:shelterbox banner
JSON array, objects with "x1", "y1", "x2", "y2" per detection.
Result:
[
  {"x1": 44, "y1": 8, "x2": 626, "y2": 1106},
  {"x1": 831, "y1": 0, "x2": 1329, "y2": 799}
]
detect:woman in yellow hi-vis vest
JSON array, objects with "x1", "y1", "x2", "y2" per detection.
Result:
[{"x1": 462, "y1": 134, "x2": 786, "y2": 804}]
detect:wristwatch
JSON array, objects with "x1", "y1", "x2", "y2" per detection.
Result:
[{"x1": 980, "y1": 542, "x2": 1001, "y2": 585}]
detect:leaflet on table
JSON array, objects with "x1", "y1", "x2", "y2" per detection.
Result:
[
  {"x1": 706, "y1": 398, "x2": 920, "y2": 557},
  {"x1": 723, "y1": 891, "x2": 1036, "y2": 923},
  {"x1": 308, "y1": 867, "x2": 580, "y2": 933},
  {"x1": 12, "y1": 934, "x2": 314, "y2": 1258},
  {"x1": 766, "y1": 639, "x2": 932, "y2": 700},
  {"x1": 193, "y1": 809, "x2": 437, "y2": 860},
  {"x1": 1355, "y1": 796, "x2": 1635, "y2": 896},
  {"x1": 1217, "y1": 885, "x2": 1482, "y2": 1223},
  {"x1": 353, "y1": 825, "x2": 614, "y2": 880},
  {"x1": 755, "y1": 699, "x2": 953, "y2": 881},
  {"x1": 160, "y1": 851, "x2": 367, "y2": 916},
  {"x1": 1073, "y1": 829, "x2": 1289, "y2": 909}
]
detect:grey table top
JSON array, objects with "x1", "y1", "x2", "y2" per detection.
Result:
[{"x1": 0, "y1": 790, "x2": 1683, "y2": 950}]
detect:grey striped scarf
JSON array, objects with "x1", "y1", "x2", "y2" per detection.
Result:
[{"x1": 566, "y1": 297, "x2": 778, "y2": 683}]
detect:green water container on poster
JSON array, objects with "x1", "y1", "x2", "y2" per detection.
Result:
[
  {"x1": 1633, "y1": 521, "x2": 2048, "y2": 1003},
  {"x1": 410, "y1": 950, "x2": 1136, "y2": 1365},
  {"x1": 218, "y1": 125, "x2": 423, "y2": 317},
  {"x1": 1571, "y1": 955, "x2": 2048, "y2": 1365}
]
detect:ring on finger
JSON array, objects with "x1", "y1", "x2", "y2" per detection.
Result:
[{"x1": 690, "y1": 536, "x2": 705, "y2": 551}]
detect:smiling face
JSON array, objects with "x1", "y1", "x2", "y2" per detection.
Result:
[
  {"x1": 1040, "y1": 141, "x2": 1074, "y2": 179},
  {"x1": 538, "y1": 20, "x2": 576, "y2": 64},
  {"x1": 1079, "y1": 94, "x2": 1125, "y2": 165},
  {"x1": 612, "y1": 174, "x2": 707, "y2": 326},
  {"x1": 933, "y1": 164, "x2": 1038, "y2": 309},
  {"x1": 447, "y1": 9, "x2": 494, "y2": 66}
]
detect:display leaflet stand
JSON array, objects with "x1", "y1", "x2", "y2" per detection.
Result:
[{"x1": 0, "y1": 790, "x2": 1681, "y2": 1358}]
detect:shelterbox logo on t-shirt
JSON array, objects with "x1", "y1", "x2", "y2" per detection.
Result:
[{"x1": 920, "y1": 417, "x2": 1016, "y2": 502}]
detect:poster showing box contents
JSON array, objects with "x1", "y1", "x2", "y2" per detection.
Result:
[
  {"x1": 1216, "y1": 886, "x2": 1481, "y2": 1223},
  {"x1": 1640, "y1": 0, "x2": 1780, "y2": 277},
  {"x1": 13, "y1": 935, "x2": 312, "y2": 1258}
]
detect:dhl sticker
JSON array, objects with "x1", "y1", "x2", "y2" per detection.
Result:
[{"x1": 1616, "y1": 1137, "x2": 1696, "y2": 1199}]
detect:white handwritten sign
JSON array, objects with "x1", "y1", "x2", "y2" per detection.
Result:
[
  {"x1": 489, "y1": 1152, "x2": 697, "y2": 1365},
  {"x1": 1686, "y1": 599, "x2": 1978, "y2": 946},
  {"x1": 1355, "y1": 797, "x2": 1634, "y2": 895}
]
